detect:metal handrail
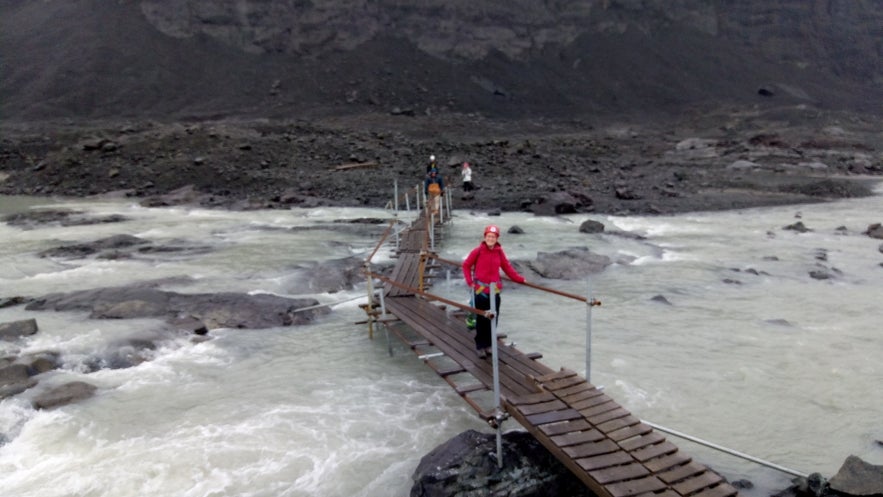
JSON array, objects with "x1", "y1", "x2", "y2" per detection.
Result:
[{"x1": 433, "y1": 255, "x2": 600, "y2": 306}]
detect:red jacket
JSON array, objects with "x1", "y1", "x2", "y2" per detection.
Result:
[{"x1": 462, "y1": 242, "x2": 525, "y2": 293}]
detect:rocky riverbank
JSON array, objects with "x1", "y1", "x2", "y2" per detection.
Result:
[{"x1": 2, "y1": 105, "x2": 881, "y2": 216}]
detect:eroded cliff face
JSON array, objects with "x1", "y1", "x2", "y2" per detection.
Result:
[
  {"x1": 1, "y1": 0, "x2": 879, "y2": 120},
  {"x1": 139, "y1": 0, "x2": 881, "y2": 84}
]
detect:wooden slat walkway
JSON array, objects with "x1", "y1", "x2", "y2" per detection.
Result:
[{"x1": 368, "y1": 210, "x2": 738, "y2": 497}]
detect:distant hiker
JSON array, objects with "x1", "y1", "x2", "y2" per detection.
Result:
[
  {"x1": 462, "y1": 224, "x2": 525, "y2": 359},
  {"x1": 424, "y1": 167, "x2": 445, "y2": 215},
  {"x1": 426, "y1": 154, "x2": 438, "y2": 173},
  {"x1": 461, "y1": 162, "x2": 474, "y2": 191}
]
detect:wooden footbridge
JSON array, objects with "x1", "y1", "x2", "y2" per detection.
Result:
[{"x1": 360, "y1": 189, "x2": 739, "y2": 497}]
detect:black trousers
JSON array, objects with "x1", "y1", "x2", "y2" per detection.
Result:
[{"x1": 473, "y1": 291, "x2": 501, "y2": 350}]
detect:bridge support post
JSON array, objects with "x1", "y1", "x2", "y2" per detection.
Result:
[
  {"x1": 490, "y1": 282, "x2": 503, "y2": 468},
  {"x1": 585, "y1": 278, "x2": 593, "y2": 383},
  {"x1": 365, "y1": 268, "x2": 376, "y2": 340}
]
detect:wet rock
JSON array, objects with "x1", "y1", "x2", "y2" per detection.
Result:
[
  {"x1": 865, "y1": 223, "x2": 883, "y2": 240},
  {"x1": 139, "y1": 184, "x2": 208, "y2": 207},
  {"x1": 32, "y1": 381, "x2": 97, "y2": 410},
  {"x1": 507, "y1": 225, "x2": 524, "y2": 234},
  {"x1": 0, "y1": 363, "x2": 30, "y2": 385},
  {"x1": 170, "y1": 316, "x2": 209, "y2": 335},
  {"x1": 0, "y1": 318, "x2": 38, "y2": 340},
  {"x1": 23, "y1": 352, "x2": 61, "y2": 375},
  {"x1": 410, "y1": 429, "x2": 591, "y2": 497},
  {"x1": 578, "y1": 219, "x2": 605, "y2": 234},
  {"x1": 0, "y1": 378, "x2": 38, "y2": 400},
  {"x1": 784, "y1": 221, "x2": 811, "y2": 233},
  {"x1": 527, "y1": 247, "x2": 612, "y2": 279},
  {"x1": 83, "y1": 337, "x2": 159, "y2": 371},
  {"x1": 650, "y1": 294, "x2": 672, "y2": 305},
  {"x1": 529, "y1": 191, "x2": 583, "y2": 215},
  {"x1": 0, "y1": 352, "x2": 60, "y2": 401},
  {"x1": 828, "y1": 455, "x2": 883, "y2": 496},
  {"x1": 809, "y1": 264, "x2": 842, "y2": 280},
  {"x1": 25, "y1": 285, "x2": 329, "y2": 330},
  {"x1": 2, "y1": 209, "x2": 128, "y2": 228},
  {"x1": 38, "y1": 234, "x2": 150, "y2": 258},
  {"x1": 0, "y1": 296, "x2": 27, "y2": 309},
  {"x1": 295, "y1": 256, "x2": 371, "y2": 294},
  {"x1": 765, "y1": 319, "x2": 793, "y2": 327}
]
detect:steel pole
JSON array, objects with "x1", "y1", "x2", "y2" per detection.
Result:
[
  {"x1": 586, "y1": 278, "x2": 593, "y2": 383},
  {"x1": 642, "y1": 420, "x2": 809, "y2": 478},
  {"x1": 490, "y1": 282, "x2": 502, "y2": 468}
]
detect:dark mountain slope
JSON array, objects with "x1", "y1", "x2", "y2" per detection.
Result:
[{"x1": 1, "y1": 0, "x2": 880, "y2": 122}]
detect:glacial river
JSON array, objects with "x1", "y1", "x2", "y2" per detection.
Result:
[{"x1": 1, "y1": 189, "x2": 881, "y2": 497}]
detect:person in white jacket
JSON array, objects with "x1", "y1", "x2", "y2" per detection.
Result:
[{"x1": 461, "y1": 162, "x2": 474, "y2": 191}]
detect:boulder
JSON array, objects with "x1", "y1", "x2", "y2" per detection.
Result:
[
  {"x1": 410, "y1": 429, "x2": 591, "y2": 497},
  {"x1": 828, "y1": 456, "x2": 883, "y2": 497},
  {"x1": 865, "y1": 223, "x2": 883, "y2": 240},
  {"x1": 578, "y1": 219, "x2": 605, "y2": 234},
  {"x1": 528, "y1": 247, "x2": 612, "y2": 279},
  {"x1": 0, "y1": 296, "x2": 27, "y2": 309},
  {"x1": 32, "y1": 381, "x2": 97, "y2": 409},
  {"x1": 25, "y1": 285, "x2": 329, "y2": 330},
  {"x1": 0, "y1": 318, "x2": 38, "y2": 340}
]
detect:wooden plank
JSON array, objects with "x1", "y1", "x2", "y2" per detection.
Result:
[
  {"x1": 578, "y1": 400, "x2": 620, "y2": 419},
  {"x1": 619, "y1": 431, "x2": 666, "y2": 452},
  {"x1": 570, "y1": 393, "x2": 613, "y2": 410},
  {"x1": 526, "y1": 408, "x2": 583, "y2": 425},
  {"x1": 631, "y1": 441, "x2": 679, "y2": 462},
  {"x1": 384, "y1": 299, "x2": 503, "y2": 392},
  {"x1": 508, "y1": 391, "x2": 556, "y2": 405},
  {"x1": 537, "y1": 419, "x2": 593, "y2": 436},
  {"x1": 436, "y1": 365, "x2": 466, "y2": 377},
  {"x1": 560, "y1": 387, "x2": 606, "y2": 404},
  {"x1": 550, "y1": 429, "x2": 605, "y2": 447},
  {"x1": 535, "y1": 369, "x2": 578, "y2": 383},
  {"x1": 577, "y1": 451, "x2": 634, "y2": 471},
  {"x1": 643, "y1": 452, "x2": 692, "y2": 473},
  {"x1": 455, "y1": 383, "x2": 486, "y2": 394},
  {"x1": 672, "y1": 471, "x2": 724, "y2": 495},
  {"x1": 554, "y1": 381, "x2": 598, "y2": 398},
  {"x1": 543, "y1": 374, "x2": 587, "y2": 391},
  {"x1": 656, "y1": 461, "x2": 706, "y2": 484},
  {"x1": 690, "y1": 483, "x2": 738, "y2": 497},
  {"x1": 589, "y1": 463, "x2": 650, "y2": 485},
  {"x1": 597, "y1": 415, "x2": 640, "y2": 434},
  {"x1": 588, "y1": 406, "x2": 630, "y2": 425},
  {"x1": 635, "y1": 490, "x2": 679, "y2": 497},
  {"x1": 385, "y1": 298, "x2": 537, "y2": 398},
  {"x1": 517, "y1": 399, "x2": 567, "y2": 416},
  {"x1": 607, "y1": 423, "x2": 654, "y2": 442},
  {"x1": 505, "y1": 406, "x2": 616, "y2": 497},
  {"x1": 605, "y1": 476, "x2": 667, "y2": 497},
  {"x1": 563, "y1": 439, "x2": 620, "y2": 459}
]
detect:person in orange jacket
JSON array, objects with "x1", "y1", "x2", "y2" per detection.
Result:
[{"x1": 461, "y1": 224, "x2": 525, "y2": 358}]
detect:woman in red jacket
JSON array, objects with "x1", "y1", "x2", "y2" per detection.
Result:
[{"x1": 462, "y1": 224, "x2": 526, "y2": 358}]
